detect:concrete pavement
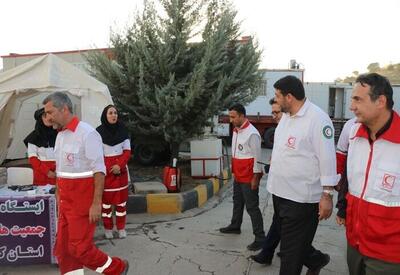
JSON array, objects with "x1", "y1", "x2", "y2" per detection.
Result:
[{"x1": 2, "y1": 174, "x2": 349, "y2": 275}]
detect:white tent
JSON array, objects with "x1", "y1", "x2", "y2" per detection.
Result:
[{"x1": 0, "y1": 54, "x2": 113, "y2": 163}]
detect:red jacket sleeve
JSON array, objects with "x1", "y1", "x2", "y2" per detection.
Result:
[
  {"x1": 29, "y1": 156, "x2": 51, "y2": 175},
  {"x1": 116, "y1": 150, "x2": 131, "y2": 168},
  {"x1": 336, "y1": 152, "x2": 347, "y2": 176}
]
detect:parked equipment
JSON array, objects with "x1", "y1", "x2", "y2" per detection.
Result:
[{"x1": 163, "y1": 158, "x2": 181, "y2": 192}]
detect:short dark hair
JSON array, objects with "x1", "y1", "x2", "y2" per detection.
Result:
[
  {"x1": 355, "y1": 73, "x2": 394, "y2": 109},
  {"x1": 269, "y1": 98, "x2": 277, "y2": 105},
  {"x1": 229, "y1": 103, "x2": 246, "y2": 116},
  {"x1": 273, "y1": 75, "x2": 305, "y2": 100}
]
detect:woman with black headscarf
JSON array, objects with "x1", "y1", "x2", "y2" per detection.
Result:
[
  {"x1": 96, "y1": 105, "x2": 131, "y2": 239},
  {"x1": 23, "y1": 108, "x2": 57, "y2": 185}
]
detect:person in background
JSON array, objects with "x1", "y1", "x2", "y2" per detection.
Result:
[
  {"x1": 43, "y1": 92, "x2": 129, "y2": 275},
  {"x1": 219, "y1": 103, "x2": 265, "y2": 251},
  {"x1": 270, "y1": 97, "x2": 283, "y2": 123},
  {"x1": 250, "y1": 97, "x2": 282, "y2": 264},
  {"x1": 267, "y1": 75, "x2": 337, "y2": 275},
  {"x1": 345, "y1": 73, "x2": 400, "y2": 275},
  {"x1": 23, "y1": 107, "x2": 57, "y2": 185},
  {"x1": 335, "y1": 117, "x2": 357, "y2": 225},
  {"x1": 96, "y1": 105, "x2": 131, "y2": 239}
]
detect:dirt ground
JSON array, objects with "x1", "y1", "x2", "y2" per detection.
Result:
[{"x1": 128, "y1": 159, "x2": 205, "y2": 193}]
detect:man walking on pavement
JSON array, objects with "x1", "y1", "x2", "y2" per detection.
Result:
[
  {"x1": 251, "y1": 97, "x2": 324, "y2": 273},
  {"x1": 43, "y1": 92, "x2": 129, "y2": 275},
  {"x1": 219, "y1": 103, "x2": 265, "y2": 251},
  {"x1": 267, "y1": 76, "x2": 338, "y2": 275},
  {"x1": 345, "y1": 73, "x2": 400, "y2": 275},
  {"x1": 250, "y1": 97, "x2": 282, "y2": 264}
]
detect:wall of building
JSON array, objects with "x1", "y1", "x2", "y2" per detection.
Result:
[
  {"x1": 1, "y1": 49, "x2": 110, "y2": 72},
  {"x1": 244, "y1": 69, "x2": 304, "y2": 116}
]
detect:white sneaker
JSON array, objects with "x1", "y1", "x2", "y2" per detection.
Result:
[
  {"x1": 104, "y1": 230, "x2": 113, "y2": 239},
  {"x1": 118, "y1": 229, "x2": 127, "y2": 239}
]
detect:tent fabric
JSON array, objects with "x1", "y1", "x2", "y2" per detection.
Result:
[{"x1": 0, "y1": 54, "x2": 113, "y2": 163}]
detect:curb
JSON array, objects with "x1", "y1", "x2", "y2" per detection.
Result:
[{"x1": 127, "y1": 169, "x2": 231, "y2": 214}]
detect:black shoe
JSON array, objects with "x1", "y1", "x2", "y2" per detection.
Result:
[
  {"x1": 306, "y1": 253, "x2": 330, "y2": 275},
  {"x1": 121, "y1": 259, "x2": 129, "y2": 275},
  {"x1": 219, "y1": 225, "x2": 241, "y2": 234},
  {"x1": 249, "y1": 253, "x2": 273, "y2": 265},
  {"x1": 247, "y1": 240, "x2": 263, "y2": 251}
]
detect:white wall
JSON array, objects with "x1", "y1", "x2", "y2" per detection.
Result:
[
  {"x1": 244, "y1": 69, "x2": 304, "y2": 116},
  {"x1": 393, "y1": 85, "x2": 400, "y2": 113},
  {"x1": 304, "y1": 83, "x2": 330, "y2": 114},
  {"x1": 343, "y1": 87, "x2": 354, "y2": 119},
  {"x1": 2, "y1": 51, "x2": 97, "y2": 72}
]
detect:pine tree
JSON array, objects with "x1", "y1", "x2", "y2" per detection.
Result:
[{"x1": 87, "y1": 0, "x2": 263, "y2": 163}]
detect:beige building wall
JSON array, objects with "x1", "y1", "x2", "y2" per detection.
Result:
[{"x1": 1, "y1": 48, "x2": 110, "y2": 72}]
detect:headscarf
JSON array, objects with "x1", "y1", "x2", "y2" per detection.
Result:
[
  {"x1": 96, "y1": 105, "x2": 129, "y2": 146},
  {"x1": 23, "y1": 108, "x2": 57, "y2": 148}
]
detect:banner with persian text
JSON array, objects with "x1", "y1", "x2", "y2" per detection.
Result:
[{"x1": 0, "y1": 196, "x2": 57, "y2": 265}]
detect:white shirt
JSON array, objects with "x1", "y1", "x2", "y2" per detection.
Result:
[
  {"x1": 267, "y1": 99, "x2": 339, "y2": 203},
  {"x1": 103, "y1": 139, "x2": 131, "y2": 157},
  {"x1": 347, "y1": 116, "x2": 400, "y2": 206},
  {"x1": 231, "y1": 120, "x2": 263, "y2": 174},
  {"x1": 248, "y1": 134, "x2": 262, "y2": 173},
  {"x1": 336, "y1": 117, "x2": 357, "y2": 154},
  {"x1": 55, "y1": 120, "x2": 106, "y2": 177},
  {"x1": 27, "y1": 143, "x2": 55, "y2": 161}
]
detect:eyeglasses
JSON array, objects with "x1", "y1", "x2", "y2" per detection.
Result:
[{"x1": 271, "y1": 111, "x2": 281, "y2": 115}]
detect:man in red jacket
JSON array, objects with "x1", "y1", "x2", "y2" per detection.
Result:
[
  {"x1": 346, "y1": 73, "x2": 400, "y2": 274},
  {"x1": 43, "y1": 92, "x2": 129, "y2": 275},
  {"x1": 219, "y1": 103, "x2": 265, "y2": 251}
]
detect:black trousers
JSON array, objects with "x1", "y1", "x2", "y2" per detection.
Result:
[
  {"x1": 260, "y1": 209, "x2": 320, "y2": 268},
  {"x1": 273, "y1": 195, "x2": 327, "y2": 275},
  {"x1": 230, "y1": 181, "x2": 265, "y2": 241},
  {"x1": 259, "y1": 212, "x2": 280, "y2": 257}
]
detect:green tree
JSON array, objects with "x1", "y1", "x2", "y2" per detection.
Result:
[
  {"x1": 367, "y1": 62, "x2": 380, "y2": 73},
  {"x1": 87, "y1": 0, "x2": 263, "y2": 163},
  {"x1": 341, "y1": 62, "x2": 400, "y2": 84}
]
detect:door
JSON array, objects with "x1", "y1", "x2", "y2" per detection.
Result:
[{"x1": 334, "y1": 88, "x2": 344, "y2": 118}]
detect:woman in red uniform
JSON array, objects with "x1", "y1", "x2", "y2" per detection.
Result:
[
  {"x1": 97, "y1": 105, "x2": 131, "y2": 239},
  {"x1": 23, "y1": 108, "x2": 57, "y2": 186}
]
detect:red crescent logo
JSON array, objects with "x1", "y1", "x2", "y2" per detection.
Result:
[
  {"x1": 286, "y1": 136, "x2": 296, "y2": 149},
  {"x1": 66, "y1": 153, "x2": 74, "y2": 164},
  {"x1": 382, "y1": 173, "x2": 395, "y2": 190},
  {"x1": 383, "y1": 174, "x2": 395, "y2": 185}
]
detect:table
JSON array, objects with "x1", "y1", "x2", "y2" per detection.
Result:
[{"x1": 0, "y1": 186, "x2": 57, "y2": 265}]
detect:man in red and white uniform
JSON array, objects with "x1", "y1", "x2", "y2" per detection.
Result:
[
  {"x1": 219, "y1": 103, "x2": 265, "y2": 251},
  {"x1": 346, "y1": 73, "x2": 400, "y2": 275},
  {"x1": 43, "y1": 92, "x2": 129, "y2": 275}
]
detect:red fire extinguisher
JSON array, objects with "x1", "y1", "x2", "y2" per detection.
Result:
[{"x1": 163, "y1": 158, "x2": 181, "y2": 192}]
